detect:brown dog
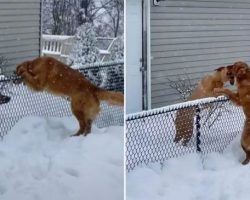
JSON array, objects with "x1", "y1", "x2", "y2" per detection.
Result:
[
  {"x1": 214, "y1": 61, "x2": 250, "y2": 164},
  {"x1": 174, "y1": 66, "x2": 234, "y2": 145},
  {"x1": 16, "y1": 56, "x2": 124, "y2": 136}
]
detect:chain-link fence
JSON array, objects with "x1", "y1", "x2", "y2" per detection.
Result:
[
  {"x1": 0, "y1": 61, "x2": 124, "y2": 139},
  {"x1": 126, "y1": 97, "x2": 245, "y2": 171}
]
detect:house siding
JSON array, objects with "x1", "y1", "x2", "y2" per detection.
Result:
[
  {"x1": 0, "y1": 0, "x2": 41, "y2": 73},
  {"x1": 150, "y1": 0, "x2": 250, "y2": 108}
]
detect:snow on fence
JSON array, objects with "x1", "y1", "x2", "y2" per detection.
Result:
[
  {"x1": 0, "y1": 62, "x2": 124, "y2": 139},
  {"x1": 126, "y1": 97, "x2": 245, "y2": 171}
]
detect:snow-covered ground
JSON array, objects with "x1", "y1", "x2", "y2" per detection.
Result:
[
  {"x1": 0, "y1": 116, "x2": 123, "y2": 200},
  {"x1": 127, "y1": 134, "x2": 250, "y2": 200},
  {"x1": 127, "y1": 98, "x2": 250, "y2": 200}
]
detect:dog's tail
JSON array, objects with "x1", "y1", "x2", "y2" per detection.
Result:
[{"x1": 96, "y1": 88, "x2": 124, "y2": 106}]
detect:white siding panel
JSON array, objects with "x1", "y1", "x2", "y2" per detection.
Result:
[
  {"x1": 150, "y1": 0, "x2": 250, "y2": 108},
  {"x1": 0, "y1": 9, "x2": 39, "y2": 16},
  {"x1": 152, "y1": 25, "x2": 250, "y2": 33},
  {"x1": 0, "y1": 21, "x2": 39, "y2": 29},
  {"x1": 153, "y1": 1, "x2": 250, "y2": 9},
  {"x1": 0, "y1": 3, "x2": 40, "y2": 10},
  {"x1": 152, "y1": 20, "x2": 250, "y2": 26},
  {"x1": 0, "y1": 0, "x2": 41, "y2": 72},
  {"x1": 0, "y1": 32, "x2": 39, "y2": 42},
  {"x1": 0, "y1": 15, "x2": 40, "y2": 23}
]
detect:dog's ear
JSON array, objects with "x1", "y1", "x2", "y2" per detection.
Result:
[
  {"x1": 226, "y1": 65, "x2": 234, "y2": 70},
  {"x1": 215, "y1": 66, "x2": 225, "y2": 72}
]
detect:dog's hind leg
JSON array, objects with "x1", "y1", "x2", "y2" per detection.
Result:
[
  {"x1": 70, "y1": 92, "x2": 100, "y2": 136},
  {"x1": 241, "y1": 144, "x2": 250, "y2": 165},
  {"x1": 242, "y1": 156, "x2": 250, "y2": 165},
  {"x1": 242, "y1": 151, "x2": 250, "y2": 165},
  {"x1": 241, "y1": 120, "x2": 250, "y2": 165},
  {"x1": 71, "y1": 110, "x2": 88, "y2": 136}
]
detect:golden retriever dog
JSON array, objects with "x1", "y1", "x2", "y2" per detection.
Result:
[
  {"x1": 16, "y1": 56, "x2": 124, "y2": 136},
  {"x1": 214, "y1": 61, "x2": 250, "y2": 164},
  {"x1": 174, "y1": 66, "x2": 234, "y2": 145}
]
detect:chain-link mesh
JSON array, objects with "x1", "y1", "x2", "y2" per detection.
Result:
[
  {"x1": 0, "y1": 62, "x2": 124, "y2": 139},
  {"x1": 126, "y1": 97, "x2": 245, "y2": 171}
]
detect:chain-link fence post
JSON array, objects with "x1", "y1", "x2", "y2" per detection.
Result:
[{"x1": 195, "y1": 105, "x2": 201, "y2": 152}]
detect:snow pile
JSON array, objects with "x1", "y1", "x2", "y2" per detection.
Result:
[
  {"x1": 127, "y1": 134, "x2": 250, "y2": 200},
  {"x1": 0, "y1": 116, "x2": 123, "y2": 200}
]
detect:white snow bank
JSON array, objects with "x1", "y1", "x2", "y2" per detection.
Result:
[
  {"x1": 0, "y1": 116, "x2": 123, "y2": 200},
  {"x1": 127, "y1": 134, "x2": 250, "y2": 200}
]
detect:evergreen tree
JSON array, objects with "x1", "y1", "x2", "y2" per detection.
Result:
[{"x1": 69, "y1": 23, "x2": 100, "y2": 68}]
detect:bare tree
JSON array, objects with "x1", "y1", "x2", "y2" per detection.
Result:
[
  {"x1": 42, "y1": 0, "x2": 124, "y2": 37},
  {"x1": 51, "y1": 0, "x2": 79, "y2": 35},
  {"x1": 77, "y1": 0, "x2": 113, "y2": 24},
  {"x1": 99, "y1": 0, "x2": 124, "y2": 37},
  {"x1": 167, "y1": 75, "x2": 197, "y2": 101}
]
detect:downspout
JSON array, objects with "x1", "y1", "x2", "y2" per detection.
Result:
[
  {"x1": 141, "y1": 0, "x2": 150, "y2": 110},
  {"x1": 39, "y1": 0, "x2": 43, "y2": 56}
]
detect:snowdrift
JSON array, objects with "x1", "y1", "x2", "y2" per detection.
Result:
[
  {"x1": 127, "y1": 134, "x2": 250, "y2": 200},
  {"x1": 0, "y1": 116, "x2": 123, "y2": 200}
]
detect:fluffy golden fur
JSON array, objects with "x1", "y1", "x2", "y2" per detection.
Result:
[
  {"x1": 174, "y1": 66, "x2": 234, "y2": 145},
  {"x1": 16, "y1": 56, "x2": 124, "y2": 136},
  {"x1": 214, "y1": 61, "x2": 250, "y2": 164}
]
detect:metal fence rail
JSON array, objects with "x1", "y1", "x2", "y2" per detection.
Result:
[
  {"x1": 126, "y1": 97, "x2": 245, "y2": 171},
  {"x1": 0, "y1": 62, "x2": 124, "y2": 139}
]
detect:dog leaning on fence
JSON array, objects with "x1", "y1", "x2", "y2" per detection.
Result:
[
  {"x1": 174, "y1": 65, "x2": 234, "y2": 145},
  {"x1": 16, "y1": 56, "x2": 124, "y2": 136},
  {"x1": 214, "y1": 61, "x2": 250, "y2": 165}
]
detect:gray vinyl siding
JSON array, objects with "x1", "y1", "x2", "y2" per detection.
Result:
[
  {"x1": 0, "y1": 0, "x2": 41, "y2": 73},
  {"x1": 150, "y1": 0, "x2": 250, "y2": 108}
]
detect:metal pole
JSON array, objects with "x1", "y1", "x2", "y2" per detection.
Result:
[
  {"x1": 195, "y1": 105, "x2": 201, "y2": 152},
  {"x1": 141, "y1": 0, "x2": 149, "y2": 110}
]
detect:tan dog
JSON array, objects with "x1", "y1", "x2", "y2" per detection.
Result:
[
  {"x1": 16, "y1": 56, "x2": 124, "y2": 136},
  {"x1": 174, "y1": 66, "x2": 234, "y2": 145},
  {"x1": 214, "y1": 61, "x2": 250, "y2": 164}
]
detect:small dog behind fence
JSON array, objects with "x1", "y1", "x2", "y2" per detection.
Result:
[{"x1": 174, "y1": 65, "x2": 234, "y2": 146}]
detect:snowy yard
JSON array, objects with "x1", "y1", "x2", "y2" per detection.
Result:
[
  {"x1": 0, "y1": 116, "x2": 123, "y2": 200},
  {"x1": 127, "y1": 134, "x2": 249, "y2": 200},
  {"x1": 126, "y1": 98, "x2": 250, "y2": 200}
]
